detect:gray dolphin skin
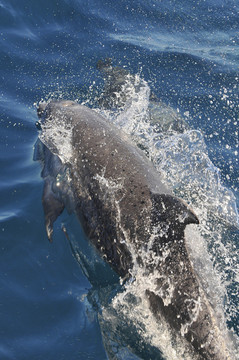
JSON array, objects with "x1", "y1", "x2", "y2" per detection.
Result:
[{"x1": 34, "y1": 100, "x2": 231, "y2": 360}]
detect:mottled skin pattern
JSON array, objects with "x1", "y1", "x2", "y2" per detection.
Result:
[{"x1": 34, "y1": 100, "x2": 231, "y2": 360}]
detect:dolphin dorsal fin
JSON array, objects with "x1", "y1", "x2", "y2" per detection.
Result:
[{"x1": 151, "y1": 193, "x2": 199, "y2": 228}]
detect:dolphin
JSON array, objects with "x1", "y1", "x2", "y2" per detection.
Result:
[
  {"x1": 34, "y1": 100, "x2": 232, "y2": 360},
  {"x1": 97, "y1": 59, "x2": 189, "y2": 133}
]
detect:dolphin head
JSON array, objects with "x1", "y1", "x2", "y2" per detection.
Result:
[
  {"x1": 36, "y1": 100, "x2": 77, "y2": 129},
  {"x1": 37, "y1": 101, "x2": 47, "y2": 119}
]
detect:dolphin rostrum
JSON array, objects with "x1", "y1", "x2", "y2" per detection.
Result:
[{"x1": 34, "y1": 100, "x2": 232, "y2": 360}]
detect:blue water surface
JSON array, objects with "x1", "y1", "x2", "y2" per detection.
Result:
[{"x1": 0, "y1": 0, "x2": 238, "y2": 359}]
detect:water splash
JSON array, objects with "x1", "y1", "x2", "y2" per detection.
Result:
[
  {"x1": 37, "y1": 100, "x2": 74, "y2": 163},
  {"x1": 95, "y1": 72, "x2": 239, "y2": 358},
  {"x1": 37, "y1": 71, "x2": 239, "y2": 358}
]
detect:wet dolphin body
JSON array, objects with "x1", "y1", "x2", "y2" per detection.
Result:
[{"x1": 34, "y1": 100, "x2": 231, "y2": 360}]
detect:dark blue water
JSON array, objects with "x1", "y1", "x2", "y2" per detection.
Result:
[{"x1": 0, "y1": 1, "x2": 238, "y2": 359}]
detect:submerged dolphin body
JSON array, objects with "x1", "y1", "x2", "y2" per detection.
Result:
[
  {"x1": 97, "y1": 59, "x2": 189, "y2": 133},
  {"x1": 34, "y1": 100, "x2": 231, "y2": 360}
]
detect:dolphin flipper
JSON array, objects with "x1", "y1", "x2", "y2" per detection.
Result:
[
  {"x1": 42, "y1": 179, "x2": 65, "y2": 242},
  {"x1": 33, "y1": 138, "x2": 44, "y2": 161}
]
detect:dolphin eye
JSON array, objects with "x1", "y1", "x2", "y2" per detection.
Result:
[{"x1": 35, "y1": 121, "x2": 42, "y2": 130}]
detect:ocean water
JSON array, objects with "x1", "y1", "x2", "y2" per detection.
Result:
[{"x1": 0, "y1": 0, "x2": 238, "y2": 359}]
